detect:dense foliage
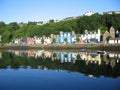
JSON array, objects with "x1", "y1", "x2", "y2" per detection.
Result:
[{"x1": 0, "y1": 13, "x2": 120, "y2": 43}]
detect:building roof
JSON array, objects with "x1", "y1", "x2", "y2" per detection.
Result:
[
  {"x1": 109, "y1": 38, "x2": 120, "y2": 40},
  {"x1": 86, "y1": 30, "x2": 98, "y2": 34},
  {"x1": 76, "y1": 34, "x2": 82, "y2": 37}
]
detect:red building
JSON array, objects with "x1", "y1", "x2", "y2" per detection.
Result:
[{"x1": 26, "y1": 38, "x2": 35, "y2": 45}]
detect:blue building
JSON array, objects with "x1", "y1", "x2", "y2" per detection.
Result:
[
  {"x1": 20, "y1": 39, "x2": 26, "y2": 44},
  {"x1": 59, "y1": 32, "x2": 72, "y2": 44}
]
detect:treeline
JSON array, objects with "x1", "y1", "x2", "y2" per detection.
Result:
[{"x1": 0, "y1": 13, "x2": 120, "y2": 43}]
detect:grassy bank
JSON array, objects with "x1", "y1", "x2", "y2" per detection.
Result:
[{"x1": 0, "y1": 44, "x2": 120, "y2": 51}]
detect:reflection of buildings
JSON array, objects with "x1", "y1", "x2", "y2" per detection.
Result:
[
  {"x1": 43, "y1": 51, "x2": 51, "y2": 58},
  {"x1": 35, "y1": 50, "x2": 44, "y2": 58},
  {"x1": 84, "y1": 54, "x2": 101, "y2": 65},
  {"x1": 103, "y1": 53, "x2": 120, "y2": 68},
  {"x1": 27, "y1": 51, "x2": 35, "y2": 57},
  {"x1": 59, "y1": 52, "x2": 74, "y2": 63},
  {"x1": 9, "y1": 50, "x2": 120, "y2": 67}
]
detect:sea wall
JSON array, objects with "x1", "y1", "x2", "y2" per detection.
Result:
[{"x1": 0, "y1": 44, "x2": 120, "y2": 51}]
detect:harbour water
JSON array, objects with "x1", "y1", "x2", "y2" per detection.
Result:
[{"x1": 0, "y1": 50, "x2": 120, "y2": 90}]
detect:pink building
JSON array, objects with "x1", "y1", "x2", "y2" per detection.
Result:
[{"x1": 26, "y1": 38, "x2": 35, "y2": 45}]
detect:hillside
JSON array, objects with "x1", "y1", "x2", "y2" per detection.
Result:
[{"x1": 0, "y1": 13, "x2": 120, "y2": 43}]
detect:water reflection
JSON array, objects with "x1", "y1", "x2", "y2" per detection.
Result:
[
  {"x1": 0, "y1": 50, "x2": 120, "y2": 78},
  {"x1": 7, "y1": 50, "x2": 120, "y2": 66}
]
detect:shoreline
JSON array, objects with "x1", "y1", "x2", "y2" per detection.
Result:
[{"x1": 0, "y1": 44, "x2": 120, "y2": 51}]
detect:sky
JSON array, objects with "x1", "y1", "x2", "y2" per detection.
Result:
[{"x1": 0, "y1": 0, "x2": 120, "y2": 24}]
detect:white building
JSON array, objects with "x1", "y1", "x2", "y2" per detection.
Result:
[
  {"x1": 44, "y1": 37, "x2": 51, "y2": 44},
  {"x1": 103, "y1": 11, "x2": 120, "y2": 15},
  {"x1": 34, "y1": 38, "x2": 42, "y2": 44},
  {"x1": 109, "y1": 38, "x2": 120, "y2": 44},
  {"x1": 74, "y1": 29, "x2": 101, "y2": 43},
  {"x1": 14, "y1": 39, "x2": 20, "y2": 44},
  {"x1": 83, "y1": 11, "x2": 95, "y2": 16},
  {"x1": 84, "y1": 29, "x2": 101, "y2": 43}
]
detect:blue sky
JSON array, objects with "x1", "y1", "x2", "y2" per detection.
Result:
[{"x1": 0, "y1": 0, "x2": 120, "y2": 24}]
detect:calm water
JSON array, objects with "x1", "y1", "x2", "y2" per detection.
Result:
[{"x1": 0, "y1": 50, "x2": 120, "y2": 90}]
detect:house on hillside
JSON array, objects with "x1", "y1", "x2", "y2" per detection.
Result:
[
  {"x1": 103, "y1": 11, "x2": 120, "y2": 15},
  {"x1": 83, "y1": 11, "x2": 96, "y2": 16}
]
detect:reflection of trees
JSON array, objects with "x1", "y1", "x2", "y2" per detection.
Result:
[
  {"x1": 77, "y1": 54, "x2": 81, "y2": 60},
  {"x1": 0, "y1": 51, "x2": 120, "y2": 78},
  {"x1": 41, "y1": 53, "x2": 45, "y2": 59}
]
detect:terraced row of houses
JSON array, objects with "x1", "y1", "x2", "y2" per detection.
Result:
[
  {"x1": 14, "y1": 27, "x2": 120, "y2": 45},
  {"x1": 13, "y1": 29, "x2": 101, "y2": 45}
]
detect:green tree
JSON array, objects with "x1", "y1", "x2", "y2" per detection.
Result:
[
  {"x1": 2, "y1": 30, "x2": 11, "y2": 43},
  {"x1": 99, "y1": 25, "x2": 107, "y2": 34},
  {"x1": 77, "y1": 54, "x2": 81, "y2": 59},
  {"x1": 53, "y1": 53, "x2": 57, "y2": 58},
  {"x1": 28, "y1": 21, "x2": 37, "y2": 25},
  {"x1": 64, "y1": 38, "x2": 67, "y2": 43},
  {"x1": 41, "y1": 38, "x2": 44, "y2": 44},
  {"x1": 7, "y1": 22, "x2": 19, "y2": 30},
  {"x1": 52, "y1": 38, "x2": 56, "y2": 43},
  {"x1": 76, "y1": 37, "x2": 80, "y2": 43},
  {"x1": 49, "y1": 19, "x2": 54, "y2": 23},
  {"x1": 0, "y1": 21, "x2": 6, "y2": 27},
  {"x1": 106, "y1": 36, "x2": 112, "y2": 41}
]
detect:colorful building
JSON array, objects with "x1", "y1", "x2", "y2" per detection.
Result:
[
  {"x1": 26, "y1": 38, "x2": 35, "y2": 45},
  {"x1": 59, "y1": 31, "x2": 73, "y2": 44},
  {"x1": 75, "y1": 29, "x2": 101, "y2": 43},
  {"x1": 85, "y1": 29, "x2": 101, "y2": 43}
]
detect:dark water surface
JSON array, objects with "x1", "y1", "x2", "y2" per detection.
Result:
[{"x1": 0, "y1": 50, "x2": 120, "y2": 90}]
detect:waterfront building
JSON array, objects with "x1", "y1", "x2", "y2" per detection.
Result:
[
  {"x1": 108, "y1": 38, "x2": 120, "y2": 44},
  {"x1": 26, "y1": 38, "x2": 35, "y2": 45},
  {"x1": 59, "y1": 31, "x2": 73, "y2": 44},
  {"x1": 103, "y1": 26, "x2": 116, "y2": 44},
  {"x1": 44, "y1": 37, "x2": 51, "y2": 44},
  {"x1": 50, "y1": 34, "x2": 59, "y2": 44},
  {"x1": 116, "y1": 30, "x2": 120, "y2": 37},
  {"x1": 20, "y1": 38, "x2": 26, "y2": 44},
  {"x1": 74, "y1": 29, "x2": 101, "y2": 43},
  {"x1": 34, "y1": 37, "x2": 42, "y2": 44},
  {"x1": 103, "y1": 26, "x2": 115, "y2": 43},
  {"x1": 14, "y1": 38, "x2": 20, "y2": 44},
  {"x1": 85, "y1": 29, "x2": 101, "y2": 43}
]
